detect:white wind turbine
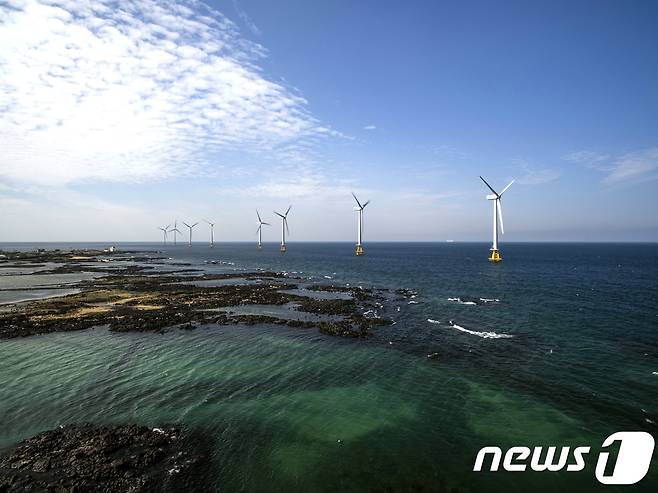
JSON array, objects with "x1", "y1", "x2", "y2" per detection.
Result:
[
  {"x1": 256, "y1": 210, "x2": 270, "y2": 250},
  {"x1": 352, "y1": 193, "x2": 370, "y2": 256},
  {"x1": 169, "y1": 220, "x2": 182, "y2": 246},
  {"x1": 183, "y1": 221, "x2": 198, "y2": 247},
  {"x1": 204, "y1": 219, "x2": 215, "y2": 248},
  {"x1": 273, "y1": 205, "x2": 291, "y2": 253},
  {"x1": 157, "y1": 225, "x2": 170, "y2": 245},
  {"x1": 479, "y1": 176, "x2": 514, "y2": 262}
]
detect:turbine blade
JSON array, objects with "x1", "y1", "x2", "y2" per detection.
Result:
[
  {"x1": 499, "y1": 179, "x2": 515, "y2": 196},
  {"x1": 479, "y1": 176, "x2": 498, "y2": 196},
  {"x1": 285, "y1": 205, "x2": 292, "y2": 216},
  {"x1": 362, "y1": 200, "x2": 370, "y2": 208},
  {"x1": 256, "y1": 210, "x2": 262, "y2": 222},
  {"x1": 351, "y1": 192, "x2": 363, "y2": 209},
  {"x1": 183, "y1": 222, "x2": 190, "y2": 228},
  {"x1": 285, "y1": 218, "x2": 290, "y2": 236},
  {"x1": 497, "y1": 200, "x2": 505, "y2": 235},
  {"x1": 256, "y1": 225, "x2": 262, "y2": 234},
  {"x1": 263, "y1": 222, "x2": 271, "y2": 226},
  {"x1": 192, "y1": 222, "x2": 199, "y2": 228},
  {"x1": 274, "y1": 211, "x2": 284, "y2": 218}
]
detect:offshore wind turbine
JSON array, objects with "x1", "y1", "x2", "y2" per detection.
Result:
[
  {"x1": 169, "y1": 220, "x2": 182, "y2": 246},
  {"x1": 183, "y1": 221, "x2": 198, "y2": 247},
  {"x1": 273, "y1": 205, "x2": 291, "y2": 253},
  {"x1": 203, "y1": 219, "x2": 215, "y2": 248},
  {"x1": 479, "y1": 176, "x2": 514, "y2": 262},
  {"x1": 256, "y1": 210, "x2": 270, "y2": 250},
  {"x1": 157, "y1": 225, "x2": 170, "y2": 245},
  {"x1": 351, "y1": 193, "x2": 370, "y2": 256}
]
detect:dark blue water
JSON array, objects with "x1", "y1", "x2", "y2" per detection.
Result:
[{"x1": 1, "y1": 242, "x2": 657, "y2": 491}]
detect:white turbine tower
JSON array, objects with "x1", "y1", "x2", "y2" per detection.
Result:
[
  {"x1": 183, "y1": 221, "x2": 198, "y2": 248},
  {"x1": 169, "y1": 220, "x2": 182, "y2": 246},
  {"x1": 351, "y1": 193, "x2": 370, "y2": 256},
  {"x1": 204, "y1": 219, "x2": 215, "y2": 248},
  {"x1": 256, "y1": 210, "x2": 270, "y2": 250},
  {"x1": 273, "y1": 206, "x2": 291, "y2": 253},
  {"x1": 479, "y1": 176, "x2": 514, "y2": 262},
  {"x1": 157, "y1": 225, "x2": 170, "y2": 245}
]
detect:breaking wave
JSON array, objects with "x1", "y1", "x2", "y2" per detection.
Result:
[
  {"x1": 447, "y1": 297, "x2": 477, "y2": 305},
  {"x1": 427, "y1": 319, "x2": 514, "y2": 339}
]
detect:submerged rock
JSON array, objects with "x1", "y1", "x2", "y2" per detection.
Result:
[{"x1": 0, "y1": 424, "x2": 212, "y2": 492}]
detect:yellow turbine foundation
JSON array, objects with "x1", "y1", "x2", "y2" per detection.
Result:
[
  {"x1": 355, "y1": 245, "x2": 364, "y2": 256},
  {"x1": 488, "y1": 249, "x2": 502, "y2": 262},
  {"x1": 280, "y1": 244, "x2": 287, "y2": 253}
]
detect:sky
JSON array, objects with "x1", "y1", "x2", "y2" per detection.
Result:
[{"x1": 1, "y1": 0, "x2": 657, "y2": 242}]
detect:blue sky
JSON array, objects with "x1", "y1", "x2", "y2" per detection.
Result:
[{"x1": 1, "y1": 0, "x2": 657, "y2": 242}]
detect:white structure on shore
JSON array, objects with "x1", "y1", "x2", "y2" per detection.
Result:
[
  {"x1": 479, "y1": 176, "x2": 514, "y2": 262},
  {"x1": 351, "y1": 193, "x2": 370, "y2": 256},
  {"x1": 273, "y1": 206, "x2": 291, "y2": 253}
]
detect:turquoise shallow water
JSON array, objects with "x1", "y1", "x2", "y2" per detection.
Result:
[{"x1": 0, "y1": 242, "x2": 657, "y2": 491}]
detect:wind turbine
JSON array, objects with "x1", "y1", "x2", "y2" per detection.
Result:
[
  {"x1": 169, "y1": 220, "x2": 182, "y2": 246},
  {"x1": 204, "y1": 219, "x2": 215, "y2": 248},
  {"x1": 273, "y1": 205, "x2": 291, "y2": 253},
  {"x1": 479, "y1": 176, "x2": 514, "y2": 262},
  {"x1": 183, "y1": 221, "x2": 198, "y2": 247},
  {"x1": 256, "y1": 210, "x2": 270, "y2": 250},
  {"x1": 157, "y1": 225, "x2": 170, "y2": 245},
  {"x1": 352, "y1": 192, "x2": 370, "y2": 256}
]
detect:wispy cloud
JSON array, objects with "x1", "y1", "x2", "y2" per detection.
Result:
[
  {"x1": 605, "y1": 149, "x2": 658, "y2": 184},
  {"x1": 510, "y1": 160, "x2": 561, "y2": 185},
  {"x1": 232, "y1": 0, "x2": 261, "y2": 36},
  {"x1": 363, "y1": 125, "x2": 376, "y2": 131},
  {"x1": 563, "y1": 150, "x2": 610, "y2": 166},
  {"x1": 564, "y1": 148, "x2": 658, "y2": 184},
  {"x1": 0, "y1": 0, "x2": 329, "y2": 186}
]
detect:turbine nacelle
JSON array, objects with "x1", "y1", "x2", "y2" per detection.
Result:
[{"x1": 486, "y1": 194, "x2": 497, "y2": 200}]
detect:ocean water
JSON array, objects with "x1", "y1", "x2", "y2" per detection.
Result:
[{"x1": 1, "y1": 242, "x2": 657, "y2": 492}]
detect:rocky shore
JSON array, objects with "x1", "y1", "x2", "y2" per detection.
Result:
[
  {"x1": 0, "y1": 249, "x2": 395, "y2": 339},
  {"x1": 0, "y1": 424, "x2": 212, "y2": 492}
]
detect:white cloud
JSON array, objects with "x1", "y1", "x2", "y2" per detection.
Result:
[
  {"x1": 605, "y1": 149, "x2": 658, "y2": 184},
  {"x1": 363, "y1": 125, "x2": 376, "y2": 130},
  {"x1": 563, "y1": 150, "x2": 610, "y2": 166},
  {"x1": 511, "y1": 160, "x2": 561, "y2": 185},
  {"x1": 564, "y1": 148, "x2": 658, "y2": 184},
  {"x1": 232, "y1": 0, "x2": 261, "y2": 36},
  {"x1": 0, "y1": 0, "x2": 330, "y2": 186}
]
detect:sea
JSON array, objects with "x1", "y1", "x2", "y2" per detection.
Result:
[{"x1": 1, "y1": 242, "x2": 657, "y2": 492}]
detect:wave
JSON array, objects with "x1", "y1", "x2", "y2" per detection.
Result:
[
  {"x1": 427, "y1": 319, "x2": 514, "y2": 339},
  {"x1": 448, "y1": 297, "x2": 501, "y2": 305},
  {"x1": 447, "y1": 297, "x2": 477, "y2": 305}
]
